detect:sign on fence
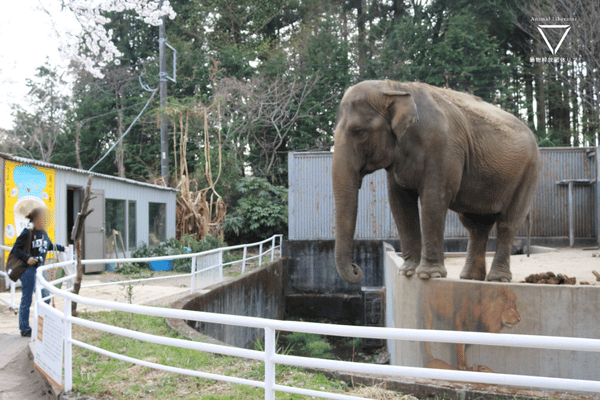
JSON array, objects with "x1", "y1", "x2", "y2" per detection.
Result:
[{"x1": 34, "y1": 306, "x2": 63, "y2": 389}]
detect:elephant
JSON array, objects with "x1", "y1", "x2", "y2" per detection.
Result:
[{"x1": 332, "y1": 80, "x2": 541, "y2": 284}]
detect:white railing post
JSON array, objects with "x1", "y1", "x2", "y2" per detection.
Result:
[
  {"x1": 278, "y1": 235, "x2": 283, "y2": 258},
  {"x1": 258, "y1": 243, "x2": 263, "y2": 267},
  {"x1": 34, "y1": 273, "x2": 42, "y2": 340},
  {"x1": 264, "y1": 327, "x2": 276, "y2": 400},
  {"x1": 10, "y1": 280, "x2": 16, "y2": 309},
  {"x1": 218, "y1": 250, "x2": 223, "y2": 283},
  {"x1": 64, "y1": 246, "x2": 75, "y2": 291},
  {"x1": 64, "y1": 297, "x2": 73, "y2": 392},
  {"x1": 190, "y1": 256, "x2": 196, "y2": 295},
  {"x1": 241, "y1": 247, "x2": 247, "y2": 274},
  {"x1": 270, "y1": 236, "x2": 275, "y2": 262}
]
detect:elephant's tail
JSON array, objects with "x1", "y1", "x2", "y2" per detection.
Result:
[{"x1": 526, "y1": 212, "x2": 531, "y2": 257}]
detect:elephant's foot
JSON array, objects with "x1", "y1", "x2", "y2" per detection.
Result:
[
  {"x1": 416, "y1": 263, "x2": 447, "y2": 279},
  {"x1": 399, "y1": 261, "x2": 419, "y2": 277},
  {"x1": 460, "y1": 263, "x2": 486, "y2": 281},
  {"x1": 486, "y1": 266, "x2": 512, "y2": 282}
]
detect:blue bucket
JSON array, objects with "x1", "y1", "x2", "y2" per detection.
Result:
[
  {"x1": 149, "y1": 260, "x2": 173, "y2": 271},
  {"x1": 106, "y1": 263, "x2": 117, "y2": 272}
]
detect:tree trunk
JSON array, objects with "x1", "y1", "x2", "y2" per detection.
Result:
[
  {"x1": 357, "y1": 0, "x2": 367, "y2": 78},
  {"x1": 534, "y1": 64, "x2": 546, "y2": 138},
  {"x1": 524, "y1": 61, "x2": 534, "y2": 127},
  {"x1": 116, "y1": 89, "x2": 125, "y2": 178},
  {"x1": 71, "y1": 175, "x2": 94, "y2": 316},
  {"x1": 75, "y1": 122, "x2": 83, "y2": 169}
]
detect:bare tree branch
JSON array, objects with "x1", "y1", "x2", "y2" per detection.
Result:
[{"x1": 213, "y1": 72, "x2": 319, "y2": 180}]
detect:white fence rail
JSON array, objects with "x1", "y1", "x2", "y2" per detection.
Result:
[
  {"x1": 30, "y1": 235, "x2": 600, "y2": 399},
  {"x1": 0, "y1": 244, "x2": 18, "y2": 309}
]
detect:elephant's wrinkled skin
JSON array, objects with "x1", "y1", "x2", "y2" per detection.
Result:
[{"x1": 332, "y1": 80, "x2": 541, "y2": 283}]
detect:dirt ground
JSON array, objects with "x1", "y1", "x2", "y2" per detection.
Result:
[{"x1": 444, "y1": 247, "x2": 600, "y2": 285}]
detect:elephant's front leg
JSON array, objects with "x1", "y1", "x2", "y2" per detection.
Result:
[
  {"x1": 416, "y1": 184, "x2": 449, "y2": 279},
  {"x1": 387, "y1": 175, "x2": 421, "y2": 276}
]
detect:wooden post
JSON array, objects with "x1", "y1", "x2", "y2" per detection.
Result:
[{"x1": 71, "y1": 176, "x2": 95, "y2": 316}]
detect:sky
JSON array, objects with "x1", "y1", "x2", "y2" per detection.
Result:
[{"x1": 0, "y1": 1, "x2": 76, "y2": 130}]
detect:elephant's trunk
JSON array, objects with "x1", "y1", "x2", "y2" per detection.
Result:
[{"x1": 332, "y1": 152, "x2": 364, "y2": 284}]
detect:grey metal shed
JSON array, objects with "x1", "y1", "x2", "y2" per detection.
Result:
[{"x1": 1, "y1": 153, "x2": 177, "y2": 272}]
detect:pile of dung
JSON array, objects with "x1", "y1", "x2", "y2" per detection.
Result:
[{"x1": 523, "y1": 272, "x2": 576, "y2": 285}]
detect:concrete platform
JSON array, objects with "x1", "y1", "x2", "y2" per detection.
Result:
[
  {"x1": 385, "y1": 247, "x2": 600, "y2": 388},
  {"x1": 443, "y1": 247, "x2": 600, "y2": 285}
]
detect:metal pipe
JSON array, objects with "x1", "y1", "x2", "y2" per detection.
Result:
[
  {"x1": 264, "y1": 327, "x2": 276, "y2": 400},
  {"x1": 190, "y1": 256, "x2": 196, "y2": 294},
  {"x1": 271, "y1": 354, "x2": 600, "y2": 393},
  {"x1": 569, "y1": 180, "x2": 574, "y2": 247},
  {"x1": 242, "y1": 247, "x2": 247, "y2": 273},
  {"x1": 70, "y1": 315, "x2": 264, "y2": 360},
  {"x1": 159, "y1": 0, "x2": 169, "y2": 182},
  {"x1": 64, "y1": 297, "x2": 73, "y2": 392}
]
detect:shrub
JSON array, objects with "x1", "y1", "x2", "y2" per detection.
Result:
[
  {"x1": 125, "y1": 235, "x2": 232, "y2": 274},
  {"x1": 224, "y1": 177, "x2": 287, "y2": 243},
  {"x1": 284, "y1": 332, "x2": 332, "y2": 359}
]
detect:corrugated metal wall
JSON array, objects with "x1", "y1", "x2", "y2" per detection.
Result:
[{"x1": 288, "y1": 148, "x2": 597, "y2": 240}]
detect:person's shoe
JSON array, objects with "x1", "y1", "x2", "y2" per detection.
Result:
[{"x1": 20, "y1": 330, "x2": 32, "y2": 337}]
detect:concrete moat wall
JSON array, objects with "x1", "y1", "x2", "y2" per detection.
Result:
[
  {"x1": 384, "y1": 245, "x2": 600, "y2": 381},
  {"x1": 283, "y1": 240, "x2": 386, "y2": 323},
  {"x1": 169, "y1": 259, "x2": 286, "y2": 349}
]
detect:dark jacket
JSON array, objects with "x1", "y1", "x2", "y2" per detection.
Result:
[{"x1": 10, "y1": 228, "x2": 65, "y2": 267}]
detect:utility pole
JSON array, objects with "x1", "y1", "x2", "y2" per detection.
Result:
[{"x1": 159, "y1": 0, "x2": 169, "y2": 184}]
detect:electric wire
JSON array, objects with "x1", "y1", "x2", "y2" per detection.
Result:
[{"x1": 88, "y1": 89, "x2": 158, "y2": 172}]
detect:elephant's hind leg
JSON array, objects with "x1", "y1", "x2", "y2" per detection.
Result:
[
  {"x1": 458, "y1": 213, "x2": 496, "y2": 281},
  {"x1": 487, "y1": 165, "x2": 539, "y2": 282}
]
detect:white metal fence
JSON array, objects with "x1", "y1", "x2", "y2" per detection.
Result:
[
  {"x1": 2, "y1": 235, "x2": 282, "y2": 310},
  {"x1": 0, "y1": 244, "x2": 18, "y2": 309},
  {"x1": 28, "y1": 235, "x2": 600, "y2": 399}
]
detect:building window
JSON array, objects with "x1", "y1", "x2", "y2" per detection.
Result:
[
  {"x1": 128, "y1": 201, "x2": 137, "y2": 250},
  {"x1": 149, "y1": 202, "x2": 166, "y2": 246},
  {"x1": 105, "y1": 199, "x2": 126, "y2": 251}
]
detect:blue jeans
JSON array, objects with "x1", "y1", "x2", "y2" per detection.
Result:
[{"x1": 19, "y1": 267, "x2": 50, "y2": 333}]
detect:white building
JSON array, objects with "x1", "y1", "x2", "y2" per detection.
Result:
[{"x1": 1, "y1": 153, "x2": 177, "y2": 273}]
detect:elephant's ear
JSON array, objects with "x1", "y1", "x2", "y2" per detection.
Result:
[{"x1": 384, "y1": 90, "x2": 419, "y2": 139}]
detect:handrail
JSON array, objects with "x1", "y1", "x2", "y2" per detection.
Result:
[
  {"x1": 33, "y1": 234, "x2": 600, "y2": 398},
  {"x1": 80, "y1": 234, "x2": 283, "y2": 265},
  {"x1": 35, "y1": 271, "x2": 600, "y2": 352},
  {"x1": 0, "y1": 245, "x2": 18, "y2": 309}
]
